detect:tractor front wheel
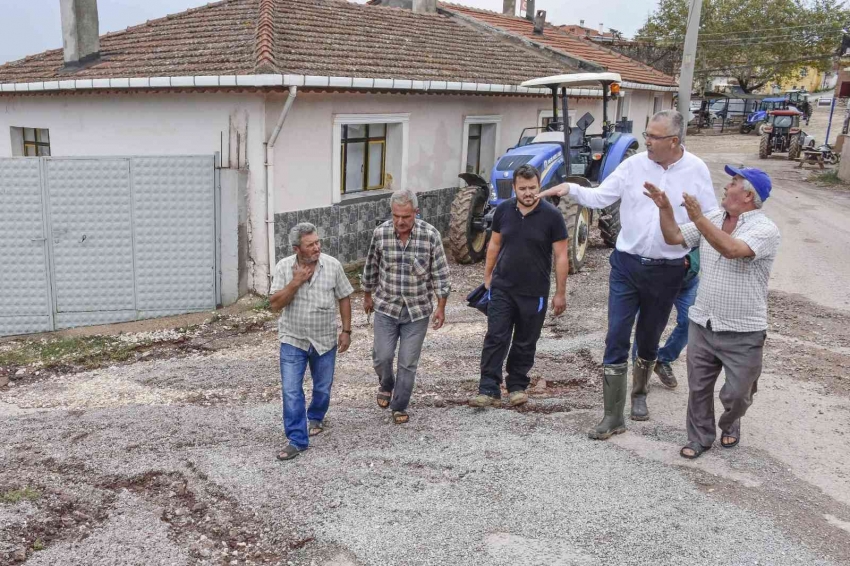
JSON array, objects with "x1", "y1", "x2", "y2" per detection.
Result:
[
  {"x1": 788, "y1": 136, "x2": 801, "y2": 160},
  {"x1": 449, "y1": 186, "x2": 489, "y2": 264},
  {"x1": 559, "y1": 198, "x2": 590, "y2": 274},
  {"x1": 740, "y1": 124, "x2": 753, "y2": 135},
  {"x1": 758, "y1": 134, "x2": 770, "y2": 159}
]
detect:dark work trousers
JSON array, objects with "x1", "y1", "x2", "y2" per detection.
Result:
[
  {"x1": 686, "y1": 321, "x2": 766, "y2": 447},
  {"x1": 603, "y1": 250, "x2": 686, "y2": 365},
  {"x1": 479, "y1": 287, "x2": 548, "y2": 398}
]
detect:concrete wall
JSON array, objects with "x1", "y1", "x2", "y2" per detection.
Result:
[
  {"x1": 219, "y1": 168, "x2": 249, "y2": 305},
  {"x1": 0, "y1": 93, "x2": 267, "y2": 295}
]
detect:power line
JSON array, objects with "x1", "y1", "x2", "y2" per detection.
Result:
[
  {"x1": 693, "y1": 53, "x2": 836, "y2": 73},
  {"x1": 644, "y1": 21, "x2": 846, "y2": 39}
]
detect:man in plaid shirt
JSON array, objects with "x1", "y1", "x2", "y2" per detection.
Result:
[
  {"x1": 362, "y1": 189, "x2": 451, "y2": 424},
  {"x1": 646, "y1": 165, "x2": 780, "y2": 460}
]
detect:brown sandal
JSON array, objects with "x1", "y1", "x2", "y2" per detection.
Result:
[
  {"x1": 392, "y1": 411, "x2": 409, "y2": 424},
  {"x1": 377, "y1": 390, "x2": 391, "y2": 409}
]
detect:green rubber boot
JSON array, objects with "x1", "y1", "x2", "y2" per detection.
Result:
[
  {"x1": 630, "y1": 357, "x2": 655, "y2": 421},
  {"x1": 587, "y1": 363, "x2": 628, "y2": 440}
]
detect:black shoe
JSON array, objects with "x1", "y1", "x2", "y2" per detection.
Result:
[
  {"x1": 276, "y1": 444, "x2": 305, "y2": 461},
  {"x1": 653, "y1": 362, "x2": 678, "y2": 389}
]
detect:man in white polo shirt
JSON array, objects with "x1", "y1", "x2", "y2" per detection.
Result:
[{"x1": 538, "y1": 110, "x2": 718, "y2": 440}]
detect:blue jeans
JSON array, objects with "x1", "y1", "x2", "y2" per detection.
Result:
[
  {"x1": 631, "y1": 275, "x2": 699, "y2": 364},
  {"x1": 279, "y1": 343, "x2": 337, "y2": 450},
  {"x1": 604, "y1": 250, "x2": 685, "y2": 365}
]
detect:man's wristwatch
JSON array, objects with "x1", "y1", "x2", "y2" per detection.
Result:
[{"x1": 341, "y1": 329, "x2": 352, "y2": 334}]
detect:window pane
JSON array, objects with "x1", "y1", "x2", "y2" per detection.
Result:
[
  {"x1": 368, "y1": 142, "x2": 384, "y2": 188},
  {"x1": 24, "y1": 144, "x2": 36, "y2": 157},
  {"x1": 468, "y1": 124, "x2": 482, "y2": 136},
  {"x1": 37, "y1": 145, "x2": 50, "y2": 157},
  {"x1": 466, "y1": 137, "x2": 481, "y2": 174},
  {"x1": 23, "y1": 128, "x2": 36, "y2": 142},
  {"x1": 38, "y1": 129, "x2": 49, "y2": 143},
  {"x1": 345, "y1": 142, "x2": 365, "y2": 193},
  {"x1": 369, "y1": 124, "x2": 386, "y2": 138},
  {"x1": 347, "y1": 124, "x2": 367, "y2": 139}
]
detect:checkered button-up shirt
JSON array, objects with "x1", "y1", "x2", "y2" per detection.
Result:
[
  {"x1": 361, "y1": 219, "x2": 451, "y2": 322},
  {"x1": 270, "y1": 253, "x2": 354, "y2": 355},
  {"x1": 681, "y1": 208, "x2": 781, "y2": 332}
]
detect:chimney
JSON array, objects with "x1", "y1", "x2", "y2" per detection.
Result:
[
  {"x1": 412, "y1": 0, "x2": 436, "y2": 13},
  {"x1": 502, "y1": 0, "x2": 516, "y2": 16},
  {"x1": 533, "y1": 10, "x2": 545, "y2": 35},
  {"x1": 580, "y1": 19, "x2": 585, "y2": 27},
  {"x1": 60, "y1": 0, "x2": 100, "y2": 67},
  {"x1": 525, "y1": 0, "x2": 535, "y2": 21},
  {"x1": 599, "y1": 23, "x2": 604, "y2": 35}
]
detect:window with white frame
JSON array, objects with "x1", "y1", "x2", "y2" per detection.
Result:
[
  {"x1": 461, "y1": 116, "x2": 501, "y2": 177},
  {"x1": 617, "y1": 93, "x2": 631, "y2": 121},
  {"x1": 538, "y1": 109, "x2": 576, "y2": 130},
  {"x1": 332, "y1": 114, "x2": 409, "y2": 202},
  {"x1": 10, "y1": 127, "x2": 51, "y2": 156}
]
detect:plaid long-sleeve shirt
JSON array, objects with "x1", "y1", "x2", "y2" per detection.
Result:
[{"x1": 361, "y1": 219, "x2": 451, "y2": 321}]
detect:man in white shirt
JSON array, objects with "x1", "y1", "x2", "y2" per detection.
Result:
[{"x1": 538, "y1": 110, "x2": 718, "y2": 440}]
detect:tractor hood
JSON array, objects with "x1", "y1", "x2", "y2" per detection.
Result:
[{"x1": 489, "y1": 142, "x2": 564, "y2": 202}]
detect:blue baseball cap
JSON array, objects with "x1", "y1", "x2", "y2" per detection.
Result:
[{"x1": 724, "y1": 165, "x2": 772, "y2": 202}]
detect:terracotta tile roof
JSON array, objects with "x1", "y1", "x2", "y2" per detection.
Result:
[
  {"x1": 443, "y1": 3, "x2": 678, "y2": 88},
  {"x1": 0, "y1": 0, "x2": 578, "y2": 87}
]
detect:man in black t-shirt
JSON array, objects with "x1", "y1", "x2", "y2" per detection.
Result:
[{"x1": 469, "y1": 165, "x2": 569, "y2": 408}]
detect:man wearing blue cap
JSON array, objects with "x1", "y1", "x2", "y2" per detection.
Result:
[{"x1": 645, "y1": 165, "x2": 781, "y2": 459}]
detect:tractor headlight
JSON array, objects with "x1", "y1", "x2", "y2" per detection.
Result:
[{"x1": 488, "y1": 183, "x2": 496, "y2": 200}]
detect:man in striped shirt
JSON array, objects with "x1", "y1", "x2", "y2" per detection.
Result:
[{"x1": 646, "y1": 165, "x2": 780, "y2": 459}]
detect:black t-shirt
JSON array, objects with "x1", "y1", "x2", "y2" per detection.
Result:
[{"x1": 491, "y1": 198, "x2": 568, "y2": 297}]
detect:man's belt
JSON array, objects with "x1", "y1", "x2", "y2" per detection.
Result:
[{"x1": 625, "y1": 252, "x2": 686, "y2": 267}]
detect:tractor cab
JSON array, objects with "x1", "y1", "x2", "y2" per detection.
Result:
[
  {"x1": 450, "y1": 72, "x2": 639, "y2": 272},
  {"x1": 759, "y1": 109, "x2": 804, "y2": 160}
]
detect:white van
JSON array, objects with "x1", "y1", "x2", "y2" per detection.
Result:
[{"x1": 709, "y1": 98, "x2": 748, "y2": 120}]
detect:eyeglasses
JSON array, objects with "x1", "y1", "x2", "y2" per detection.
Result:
[{"x1": 642, "y1": 132, "x2": 677, "y2": 141}]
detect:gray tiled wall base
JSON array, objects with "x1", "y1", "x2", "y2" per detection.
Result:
[{"x1": 274, "y1": 187, "x2": 459, "y2": 265}]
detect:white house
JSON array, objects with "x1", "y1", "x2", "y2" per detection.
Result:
[{"x1": 0, "y1": 0, "x2": 677, "y2": 335}]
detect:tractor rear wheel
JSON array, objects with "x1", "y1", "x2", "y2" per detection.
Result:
[
  {"x1": 788, "y1": 136, "x2": 801, "y2": 160},
  {"x1": 758, "y1": 134, "x2": 770, "y2": 159},
  {"x1": 559, "y1": 198, "x2": 590, "y2": 274},
  {"x1": 597, "y1": 148, "x2": 634, "y2": 249},
  {"x1": 449, "y1": 186, "x2": 488, "y2": 264}
]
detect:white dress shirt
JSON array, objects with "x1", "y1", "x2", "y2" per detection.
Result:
[{"x1": 569, "y1": 150, "x2": 719, "y2": 259}]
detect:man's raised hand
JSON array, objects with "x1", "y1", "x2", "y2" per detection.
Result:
[
  {"x1": 292, "y1": 262, "x2": 315, "y2": 286},
  {"x1": 643, "y1": 182, "x2": 672, "y2": 210},
  {"x1": 682, "y1": 192, "x2": 705, "y2": 222}
]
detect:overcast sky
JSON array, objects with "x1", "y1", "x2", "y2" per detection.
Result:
[{"x1": 0, "y1": 0, "x2": 659, "y2": 65}]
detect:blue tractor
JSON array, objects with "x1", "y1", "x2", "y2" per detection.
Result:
[
  {"x1": 740, "y1": 97, "x2": 790, "y2": 135},
  {"x1": 449, "y1": 73, "x2": 640, "y2": 272}
]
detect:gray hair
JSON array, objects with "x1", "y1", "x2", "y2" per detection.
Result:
[
  {"x1": 289, "y1": 222, "x2": 317, "y2": 247},
  {"x1": 739, "y1": 177, "x2": 764, "y2": 209},
  {"x1": 389, "y1": 188, "x2": 418, "y2": 210},
  {"x1": 651, "y1": 110, "x2": 685, "y2": 141}
]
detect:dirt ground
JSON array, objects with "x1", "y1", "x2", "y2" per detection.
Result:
[{"x1": 2, "y1": 116, "x2": 850, "y2": 565}]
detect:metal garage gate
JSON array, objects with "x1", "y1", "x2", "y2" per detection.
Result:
[{"x1": 0, "y1": 156, "x2": 218, "y2": 337}]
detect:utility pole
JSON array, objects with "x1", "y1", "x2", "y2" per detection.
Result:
[{"x1": 676, "y1": 0, "x2": 703, "y2": 140}]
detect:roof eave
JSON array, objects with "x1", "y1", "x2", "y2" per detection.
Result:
[{"x1": 0, "y1": 74, "x2": 612, "y2": 98}]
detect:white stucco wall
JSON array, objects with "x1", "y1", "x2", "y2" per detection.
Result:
[
  {"x1": 0, "y1": 93, "x2": 269, "y2": 294},
  {"x1": 266, "y1": 92, "x2": 606, "y2": 214}
]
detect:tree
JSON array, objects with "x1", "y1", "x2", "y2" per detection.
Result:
[{"x1": 636, "y1": 0, "x2": 850, "y2": 93}]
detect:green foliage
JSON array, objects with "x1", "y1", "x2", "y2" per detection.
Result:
[
  {"x1": 1, "y1": 487, "x2": 41, "y2": 504},
  {"x1": 809, "y1": 168, "x2": 846, "y2": 185},
  {"x1": 637, "y1": 0, "x2": 850, "y2": 92}
]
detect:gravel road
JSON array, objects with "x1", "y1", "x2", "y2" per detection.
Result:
[{"x1": 2, "y1": 130, "x2": 850, "y2": 566}]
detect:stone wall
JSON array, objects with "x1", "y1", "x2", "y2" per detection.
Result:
[{"x1": 273, "y1": 187, "x2": 459, "y2": 265}]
